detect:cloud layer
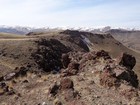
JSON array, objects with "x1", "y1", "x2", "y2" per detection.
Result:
[{"x1": 0, "y1": 0, "x2": 140, "y2": 28}]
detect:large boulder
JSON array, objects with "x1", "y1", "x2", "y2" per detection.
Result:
[
  {"x1": 61, "y1": 53, "x2": 71, "y2": 68},
  {"x1": 117, "y1": 70, "x2": 138, "y2": 88},
  {"x1": 60, "y1": 78, "x2": 74, "y2": 90},
  {"x1": 119, "y1": 53, "x2": 136, "y2": 70},
  {"x1": 96, "y1": 50, "x2": 111, "y2": 60}
]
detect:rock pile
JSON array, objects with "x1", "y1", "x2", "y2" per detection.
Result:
[
  {"x1": 60, "y1": 50, "x2": 138, "y2": 86},
  {"x1": 59, "y1": 50, "x2": 139, "y2": 101},
  {"x1": 47, "y1": 49, "x2": 140, "y2": 104}
]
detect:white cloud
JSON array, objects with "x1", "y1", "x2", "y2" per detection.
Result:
[{"x1": 0, "y1": 0, "x2": 139, "y2": 28}]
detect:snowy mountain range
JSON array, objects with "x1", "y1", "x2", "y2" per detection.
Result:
[
  {"x1": 0, "y1": 25, "x2": 139, "y2": 35},
  {"x1": 0, "y1": 26, "x2": 52, "y2": 35}
]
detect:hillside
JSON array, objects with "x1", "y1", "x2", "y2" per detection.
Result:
[
  {"x1": 0, "y1": 30, "x2": 140, "y2": 105},
  {"x1": 107, "y1": 29, "x2": 140, "y2": 53}
]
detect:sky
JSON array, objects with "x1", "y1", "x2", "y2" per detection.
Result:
[{"x1": 0, "y1": 0, "x2": 140, "y2": 28}]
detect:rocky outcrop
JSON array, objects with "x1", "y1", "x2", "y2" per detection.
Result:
[
  {"x1": 60, "y1": 30, "x2": 90, "y2": 52},
  {"x1": 119, "y1": 53, "x2": 136, "y2": 70},
  {"x1": 60, "y1": 50, "x2": 139, "y2": 89},
  {"x1": 32, "y1": 39, "x2": 71, "y2": 72},
  {"x1": 96, "y1": 50, "x2": 111, "y2": 60}
]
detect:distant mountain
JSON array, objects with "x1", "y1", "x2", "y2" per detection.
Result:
[
  {"x1": 0, "y1": 26, "x2": 52, "y2": 35},
  {"x1": 0, "y1": 26, "x2": 31, "y2": 34},
  {"x1": 1, "y1": 26, "x2": 139, "y2": 35}
]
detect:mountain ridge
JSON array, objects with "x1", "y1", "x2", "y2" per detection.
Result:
[{"x1": 0, "y1": 25, "x2": 139, "y2": 35}]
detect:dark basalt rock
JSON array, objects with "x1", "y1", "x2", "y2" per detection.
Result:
[
  {"x1": 68, "y1": 62, "x2": 79, "y2": 70},
  {"x1": 117, "y1": 70, "x2": 138, "y2": 88},
  {"x1": 96, "y1": 50, "x2": 111, "y2": 60},
  {"x1": 119, "y1": 53, "x2": 136, "y2": 70},
  {"x1": 60, "y1": 30, "x2": 93, "y2": 36},
  {"x1": 15, "y1": 66, "x2": 28, "y2": 77},
  {"x1": 48, "y1": 83, "x2": 59, "y2": 96},
  {"x1": 61, "y1": 53, "x2": 71, "y2": 68},
  {"x1": 32, "y1": 39, "x2": 71, "y2": 72},
  {"x1": 60, "y1": 30, "x2": 90, "y2": 52},
  {"x1": 0, "y1": 82, "x2": 15, "y2": 96}
]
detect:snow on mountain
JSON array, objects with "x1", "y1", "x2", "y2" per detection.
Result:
[
  {"x1": 0, "y1": 25, "x2": 139, "y2": 35},
  {"x1": 0, "y1": 26, "x2": 51, "y2": 35}
]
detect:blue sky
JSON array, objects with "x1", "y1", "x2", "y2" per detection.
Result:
[{"x1": 0, "y1": 0, "x2": 140, "y2": 28}]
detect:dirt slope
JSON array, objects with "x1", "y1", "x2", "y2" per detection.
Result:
[{"x1": 107, "y1": 29, "x2": 140, "y2": 53}]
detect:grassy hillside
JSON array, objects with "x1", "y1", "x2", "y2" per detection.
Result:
[{"x1": 0, "y1": 32, "x2": 26, "y2": 38}]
